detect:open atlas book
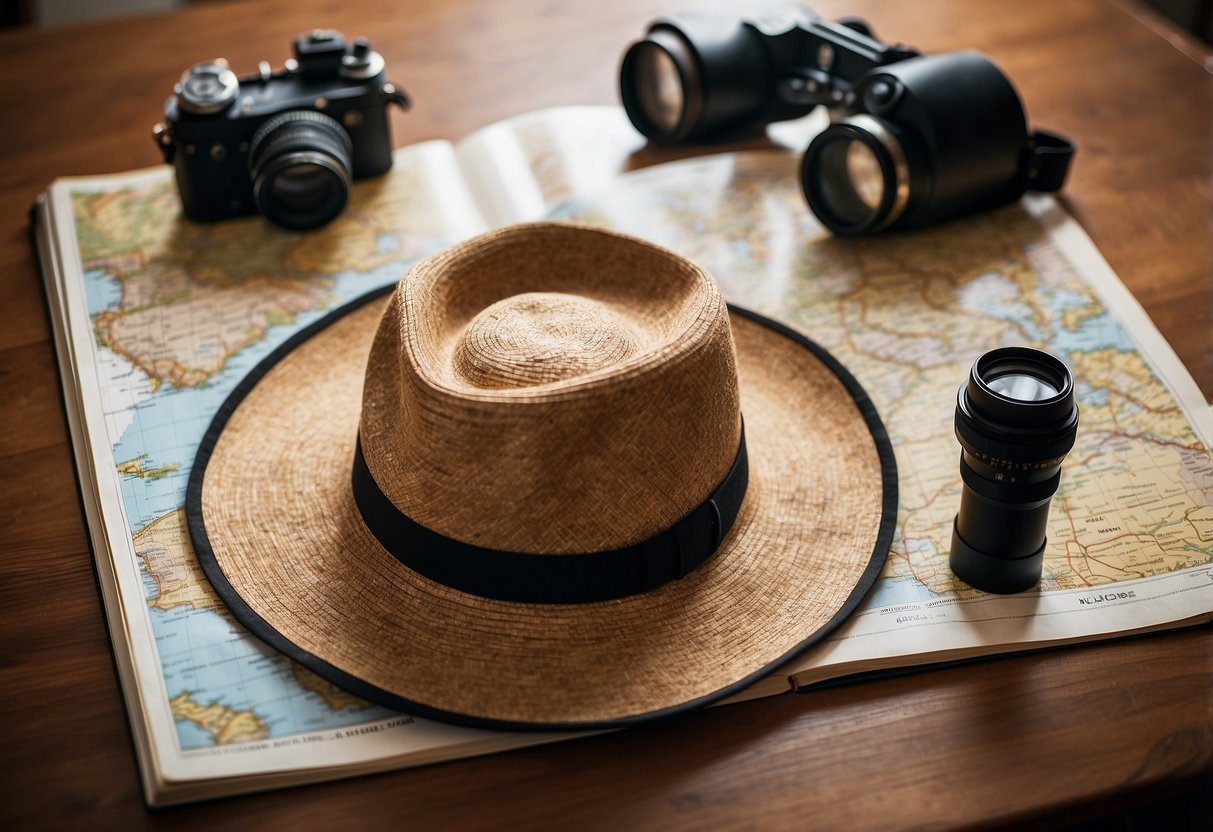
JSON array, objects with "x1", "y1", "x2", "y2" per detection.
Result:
[{"x1": 33, "y1": 105, "x2": 1213, "y2": 805}]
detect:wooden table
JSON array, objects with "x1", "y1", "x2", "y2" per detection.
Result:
[{"x1": 1, "y1": 0, "x2": 1209, "y2": 828}]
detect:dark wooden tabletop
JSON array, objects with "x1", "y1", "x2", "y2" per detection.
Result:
[{"x1": 1, "y1": 0, "x2": 1210, "y2": 829}]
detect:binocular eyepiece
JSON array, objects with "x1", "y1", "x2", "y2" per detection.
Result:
[{"x1": 619, "y1": 7, "x2": 1075, "y2": 234}]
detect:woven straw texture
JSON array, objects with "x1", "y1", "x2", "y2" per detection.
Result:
[
  {"x1": 197, "y1": 223, "x2": 888, "y2": 726},
  {"x1": 361, "y1": 225, "x2": 740, "y2": 552}
]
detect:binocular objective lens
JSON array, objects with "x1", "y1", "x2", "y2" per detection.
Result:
[
  {"x1": 842, "y1": 140, "x2": 885, "y2": 211},
  {"x1": 802, "y1": 115, "x2": 908, "y2": 234},
  {"x1": 620, "y1": 28, "x2": 701, "y2": 142},
  {"x1": 811, "y1": 136, "x2": 889, "y2": 229},
  {"x1": 632, "y1": 45, "x2": 685, "y2": 137},
  {"x1": 248, "y1": 110, "x2": 354, "y2": 231}
]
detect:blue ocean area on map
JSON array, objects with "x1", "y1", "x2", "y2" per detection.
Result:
[
  {"x1": 137, "y1": 545, "x2": 389, "y2": 751},
  {"x1": 1053, "y1": 308, "x2": 1135, "y2": 355},
  {"x1": 865, "y1": 575, "x2": 942, "y2": 607},
  {"x1": 90, "y1": 259, "x2": 414, "y2": 747},
  {"x1": 153, "y1": 598, "x2": 394, "y2": 748},
  {"x1": 1039, "y1": 286, "x2": 1134, "y2": 356},
  {"x1": 99, "y1": 265, "x2": 405, "y2": 536},
  {"x1": 84, "y1": 268, "x2": 122, "y2": 311},
  {"x1": 958, "y1": 271, "x2": 1134, "y2": 363},
  {"x1": 174, "y1": 719, "x2": 214, "y2": 748}
]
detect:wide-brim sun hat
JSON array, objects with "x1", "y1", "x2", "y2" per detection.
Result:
[{"x1": 187, "y1": 222, "x2": 897, "y2": 730}]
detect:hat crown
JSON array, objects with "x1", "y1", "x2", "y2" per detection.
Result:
[
  {"x1": 358, "y1": 223, "x2": 742, "y2": 554},
  {"x1": 453, "y1": 292, "x2": 642, "y2": 389}
]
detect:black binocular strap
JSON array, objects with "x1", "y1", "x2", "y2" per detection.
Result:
[{"x1": 1026, "y1": 130, "x2": 1076, "y2": 193}]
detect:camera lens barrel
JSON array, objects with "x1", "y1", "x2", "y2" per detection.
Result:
[
  {"x1": 248, "y1": 110, "x2": 354, "y2": 231},
  {"x1": 950, "y1": 347, "x2": 1078, "y2": 593}
]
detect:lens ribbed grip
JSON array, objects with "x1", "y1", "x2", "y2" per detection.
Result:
[
  {"x1": 247, "y1": 110, "x2": 354, "y2": 230},
  {"x1": 248, "y1": 110, "x2": 352, "y2": 174}
]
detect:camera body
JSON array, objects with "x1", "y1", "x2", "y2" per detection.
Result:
[
  {"x1": 153, "y1": 30, "x2": 408, "y2": 229},
  {"x1": 619, "y1": 6, "x2": 1074, "y2": 234}
]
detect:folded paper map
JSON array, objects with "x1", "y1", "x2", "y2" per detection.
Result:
[{"x1": 34, "y1": 106, "x2": 1212, "y2": 805}]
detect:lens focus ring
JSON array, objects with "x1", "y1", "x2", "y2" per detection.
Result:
[
  {"x1": 248, "y1": 110, "x2": 354, "y2": 230},
  {"x1": 955, "y1": 393, "x2": 1078, "y2": 468},
  {"x1": 954, "y1": 347, "x2": 1079, "y2": 467}
]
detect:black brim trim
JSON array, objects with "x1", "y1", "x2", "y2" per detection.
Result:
[{"x1": 185, "y1": 289, "x2": 898, "y2": 732}]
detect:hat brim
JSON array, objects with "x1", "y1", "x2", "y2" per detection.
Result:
[{"x1": 187, "y1": 284, "x2": 897, "y2": 730}]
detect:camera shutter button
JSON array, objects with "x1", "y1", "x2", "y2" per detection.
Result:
[{"x1": 341, "y1": 37, "x2": 385, "y2": 79}]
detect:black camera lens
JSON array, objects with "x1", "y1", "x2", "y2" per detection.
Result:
[
  {"x1": 248, "y1": 111, "x2": 353, "y2": 230},
  {"x1": 950, "y1": 347, "x2": 1079, "y2": 594},
  {"x1": 802, "y1": 115, "x2": 910, "y2": 233}
]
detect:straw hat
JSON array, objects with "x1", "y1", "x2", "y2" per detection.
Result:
[{"x1": 187, "y1": 222, "x2": 896, "y2": 730}]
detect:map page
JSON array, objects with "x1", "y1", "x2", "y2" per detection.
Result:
[{"x1": 38, "y1": 106, "x2": 1212, "y2": 803}]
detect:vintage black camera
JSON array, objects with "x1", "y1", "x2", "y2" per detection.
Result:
[
  {"x1": 619, "y1": 6, "x2": 1075, "y2": 234},
  {"x1": 153, "y1": 30, "x2": 409, "y2": 230}
]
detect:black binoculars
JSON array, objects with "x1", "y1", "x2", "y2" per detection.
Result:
[{"x1": 619, "y1": 6, "x2": 1075, "y2": 234}]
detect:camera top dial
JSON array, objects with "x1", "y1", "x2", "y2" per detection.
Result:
[
  {"x1": 340, "y1": 37, "x2": 386, "y2": 80},
  {"x1": 175, "y1": 61, "x2": 240, "y2": 115}
]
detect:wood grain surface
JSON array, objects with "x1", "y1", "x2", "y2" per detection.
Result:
[{"x1": 1, "y1": 0, "x2": 1210, "y2": 829}]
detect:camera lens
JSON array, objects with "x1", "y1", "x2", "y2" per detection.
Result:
[
  {"x1": 248, "y1": 110, "x2": 353, "y2": 230},
  {"x1": 950, "y1": 347, "x2": 1079, "y2": 593},
  {"x1": 801, "y1": 114, "x2": 909, "y2": 234},
  {"x1": 987, "y1": 372, "x2": 1059, "y2": 401},
  {"x1": 620, "y1": 28, "x2": 702, "y2": 142}
]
